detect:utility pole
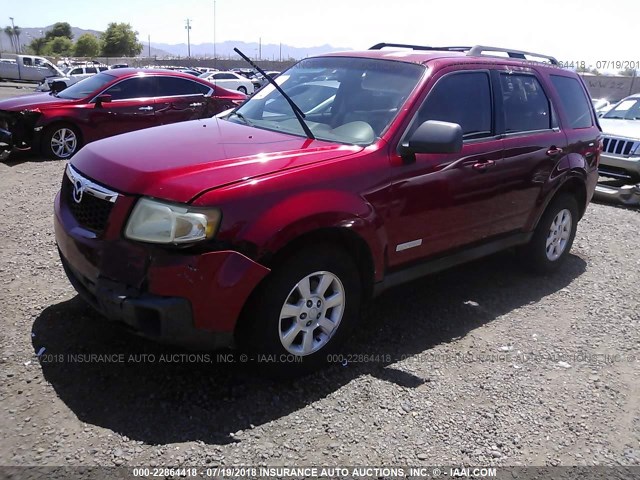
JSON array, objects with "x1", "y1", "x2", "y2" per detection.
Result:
[
  {"x1": 213, "y1": 0, "x2": 216, "y2": 65},
  {"x1": 9, "y1": 17, "x2": 17, "y2": 53},
  {"x1": 148, "y1": 35, "x2": 151, "y2": 58},
  {"x1": 258, "y1": 37, "x2": 261, "y2": 61},
  {"x1": 279, "y1": 42, "x2": 282, "y2": 62},
  {"x1": 185, "y1": 19, "x2": 192, "y2": 58}
]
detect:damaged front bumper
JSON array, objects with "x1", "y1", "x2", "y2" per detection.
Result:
[
  {"x1": 594, "y1": 181, "x2": 640, "y2": 206},
  {"x1": 0, "y1": 109, "x2": 42, "y2": 160}
]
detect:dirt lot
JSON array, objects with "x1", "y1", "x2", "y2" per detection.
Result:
[{"x1": 0, "y1": 84, "x2": 639, "y2": 469}]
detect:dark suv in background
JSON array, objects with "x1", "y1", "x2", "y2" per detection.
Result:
[{"x1": 54, "y1": 43, "x2": 601, "y2": 373}]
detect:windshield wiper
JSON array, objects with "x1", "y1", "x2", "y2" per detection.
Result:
[{"x1": 233, "y1": 47, "x2": 315, "y2": 140}]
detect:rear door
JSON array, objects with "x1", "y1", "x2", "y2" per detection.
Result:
[
  {"x1": 88, "y1": 76, "x2": 159, "y2": 139},
  {"x1": 154, "y1": 76, "x2": 212, "y2": 125},
  {"x1": 489, "y1": 70, "x2": 569, "y2": 235}
]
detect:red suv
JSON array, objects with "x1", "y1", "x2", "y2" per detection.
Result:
[
  {"x1": 0, "y1": 69, "x2": 245, "y2": 160},
  {"x1": 54, "y1": 44, "x2": 600, "y2": 373}
]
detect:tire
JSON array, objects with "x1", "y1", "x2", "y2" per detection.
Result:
[
  {"x1": 237, "y1": 245, "x2": 362, "y2": 376},
  {"x1": 519, "y1": 193, "x2": 579, "y2": 274},
  {"x1": 237, "y1": 86, "x2": 248, "y2": 94},
  {"x1": 41, "y1": 123, "x2": 81, "y2": 160}
]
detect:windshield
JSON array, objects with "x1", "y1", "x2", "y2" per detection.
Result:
[
  {"x1": 602, "y1": 98, "x2": 640, "y2": 120},
  {"x1": 227, "y1": 57, "x2": 424, "y2": 145},
  {"x1": 57, "y1": 72, "x2": 116, "y2": 100}
]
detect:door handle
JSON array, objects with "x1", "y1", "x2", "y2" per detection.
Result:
[
  {"x1": 546, "y1": 146, "x2": 563, "y2": 156},
  {"x1": 472, "y1": 159, "x2": 496, "y2": 172},
  {"x1": 189, "y1": 102, "x2": 203, "y2": 107},
  {"x1": 138, "y1": 106, "x2": 154, "y2": 111}
]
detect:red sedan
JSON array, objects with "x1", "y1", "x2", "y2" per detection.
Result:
[{"x1": 0, "y1": 69, "x2": 246, "y2": 160}]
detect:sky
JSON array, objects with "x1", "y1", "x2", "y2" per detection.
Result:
[{"x1": 2, "y1": 0, "x2": 638, "y2": 67}]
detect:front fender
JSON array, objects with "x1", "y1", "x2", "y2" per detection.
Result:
[{"x1": 247, "y1": 190, "x2": 385, "y2": 278}]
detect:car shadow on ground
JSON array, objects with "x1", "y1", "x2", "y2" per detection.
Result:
[{"x1": 32, "y1": 251, "x2": 586, "y2": 446}]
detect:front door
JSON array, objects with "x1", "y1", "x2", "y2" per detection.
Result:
[
  {"x1": 387, "y1": 69, "x2": 506, "y2": 268},
  {"x1": 88, "y1": 76, "x2": 159, "y2": 140},
  {"x1": 154, "y1": 76, "x2": 211, "y2": 125}
]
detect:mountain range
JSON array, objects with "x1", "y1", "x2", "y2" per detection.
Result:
[{"x1": 6, "y1": 25, "x2": 350, "y2": 59}]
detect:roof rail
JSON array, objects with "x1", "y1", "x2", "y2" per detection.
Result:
[
  {"x1": 369, "y1": 43, "x2": 472, "y2": 52},
  {"x1": 369, "y1": 43, "x2": 559, "y2": 65},
  {"x1": 466, "y1": 45, "x2": 559, "y2": 65}
]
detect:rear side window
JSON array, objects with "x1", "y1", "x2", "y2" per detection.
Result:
[
  {"x1": 410, "y1": 72, "x2": 492, "y2": 139},
  {"x1": 500, "y1": 74, "x2": 551, "y2": 133},
  {"x1": 550, "y1": 75, "x2": 593, "y2": 129},
  {"x1": 157, "y1": 77, "x2": 211, "y2": 96}
]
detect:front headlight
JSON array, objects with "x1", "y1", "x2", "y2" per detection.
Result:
[{"x1": 125, "y1": 198, "x2": 221, "y2": 244}]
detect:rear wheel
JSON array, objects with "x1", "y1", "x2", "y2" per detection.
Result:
[
  {"x1": 237, "y1": 86, "x2": 248, "y2": 94},
  {"x1": 237, "y1": 245, "x2": 361, "y2": 376},
  {"x1": 519, "y1": 193, "x2": 578, "y2": 274},
  {"x1": 42, "y1": 124, "x2": 81, "y2": 160}
]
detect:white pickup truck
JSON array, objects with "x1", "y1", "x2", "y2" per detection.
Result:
[
  {"x1": 0, "y1": 55, "x2": 65, "y2": 82},
  {"x1": 36, "y1": 64, "x2": 110, "y2": 92}
]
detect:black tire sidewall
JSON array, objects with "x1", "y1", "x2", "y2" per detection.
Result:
[
  {"x1": 525, "y1": 194, "x2": 579, "y2": 273},
  {"x1": 239, "y1": 246, "x2": 362, "y2": 373},
  {"x1": 42, "y1": 124, "x2": 80, "y2": 160}
]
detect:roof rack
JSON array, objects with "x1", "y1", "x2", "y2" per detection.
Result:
[
  {"x1": 466, "y1": 45, "x2": 558, "y2": 65},
  {"x1": 369, "y1": 43, "x2": 472, "y2": 52},
  {"x1": 369, "y1": 43, "x2": 559, "y2": 65}
]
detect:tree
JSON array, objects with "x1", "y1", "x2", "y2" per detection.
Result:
[
  {"x1": 101, "y1": 23, "x2": 142, "y2": 57},
  {"x1": 74, "y1": 33, "x2": 101, "y2": 57},
  {"x1": 576, "y1": 65, "x2": 600, "y2": 76},
  {"x1": 45, "y1": 22, "x2": 73, "y2": 41},
  {"x1": 618, "y1": 67, "x2": 638, "y2": 77},
  {"x1": 3, "y1": 26, "x2": 18, "y2": 53},
  {"x1": 43, "y1": 37, "x2": 74, "y2": 56},
  {"x1": 27, "y1": 37, "x2": 47, "y2": 55}
]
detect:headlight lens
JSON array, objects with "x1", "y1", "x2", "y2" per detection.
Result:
[{"x1": 125, "y1": 198, "x2": 221, "y2": 244}]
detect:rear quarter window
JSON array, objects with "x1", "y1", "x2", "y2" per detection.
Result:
[{"x1": 550, "y1": 75, "x2": 593, "y2": 129}]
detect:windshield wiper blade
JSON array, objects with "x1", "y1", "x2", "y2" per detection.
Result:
[{"x1": 233, "y1": 47, "x2": 315, "y2": 141}]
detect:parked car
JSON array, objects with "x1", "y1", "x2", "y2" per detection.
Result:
[
  {"x1": 36, "y1": 64, "x2": 110, "y2": 92},
  {"x1": 597, "y1": 93, "x2": 640, "y2": 183},
  {"x1": 110, "y1": 64, "x2": 129, "y2": 69},
  {"x1": 0, "y1": 69, "x2": 246, "y2": 160},
  {"x1": 592, "y1": 98, "x2": 613, "y2": 117},
  {"x1": 54, "y1": 44, "x2": 600, "y2": 374},
  {"x1": 199, "y1": 70, "x2": 255, "y2": 94},
  {"x1": 0, "y1": 54, "x2": 65, "y2": 82},
  {"x1": 251, "y1": 70, "x2": 281, "y2": 90}
]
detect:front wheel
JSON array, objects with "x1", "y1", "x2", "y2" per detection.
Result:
[
  {"x1": 42, "y1": 124, "x2": 81, "y2": 160},
  {"x1": 519, "y1": 193, "x2": 579, "y2": 274},
  {"x1": 237, "y1": 245, "x2": 362, "y2": 376},
  {"x1": 237, "y1": 86, "x2": 248, "y2": 94}
]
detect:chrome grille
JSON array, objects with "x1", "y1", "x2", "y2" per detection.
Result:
[
  {"x1": 602, "y1": 137, "x2": 638, "y2": 156},
  {"x1": 62, "y1": 165, "x2": 119, "y2": 233}
]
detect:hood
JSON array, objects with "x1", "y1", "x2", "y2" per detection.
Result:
[
  {"x1": 72, "y1": 118, "x2": 363, "y2": 203},
  {"x1": 0, "y1": 92, "x2": 74, "y2": 111},
  {"x1": 599, "y1": 119, "x2": 640, "y2": 140}
]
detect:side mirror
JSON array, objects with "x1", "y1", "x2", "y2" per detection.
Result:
[
  {"x1": 95, "y1": 94, "x2": 112, "y2": 105},
  {"x1": 49, "y1": 80, "x2": 68, "y2": 94},
  {"x1": 399, "y1": 120, "x2": 463, "y2": 161}
]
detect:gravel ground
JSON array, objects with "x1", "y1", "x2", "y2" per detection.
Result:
[{"x1": 0, "y1": 85, "x2": 639, "y2": 470}]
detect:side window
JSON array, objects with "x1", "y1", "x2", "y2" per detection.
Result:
[
  {"x1": 105, "y1": 78, "x2": 156, "y2": 100},
  {"x1": 214, "y1": 73, "x2": 236, "y2": 80},
  {"x1": 410, "y1": 72, "x2": 492, "y2": 139},
  {"x1": 70, "y1": 68, "x2": 83, "y2": 75},
  {"x1": 156, "y1": 77, "x2": 210, "y2": 97},
  {"x1": 23, "y1": 58, "x2": 33, "y2": 66},
  {"x1": 550, "y1": 75, "x2": 593, "y2": 129},
  {"x1": 500, "y1": 74, "x2": 552, "y2": 133},
  {"x1": 86, "y1": 67, "x2": 97, "y2": 74}
]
